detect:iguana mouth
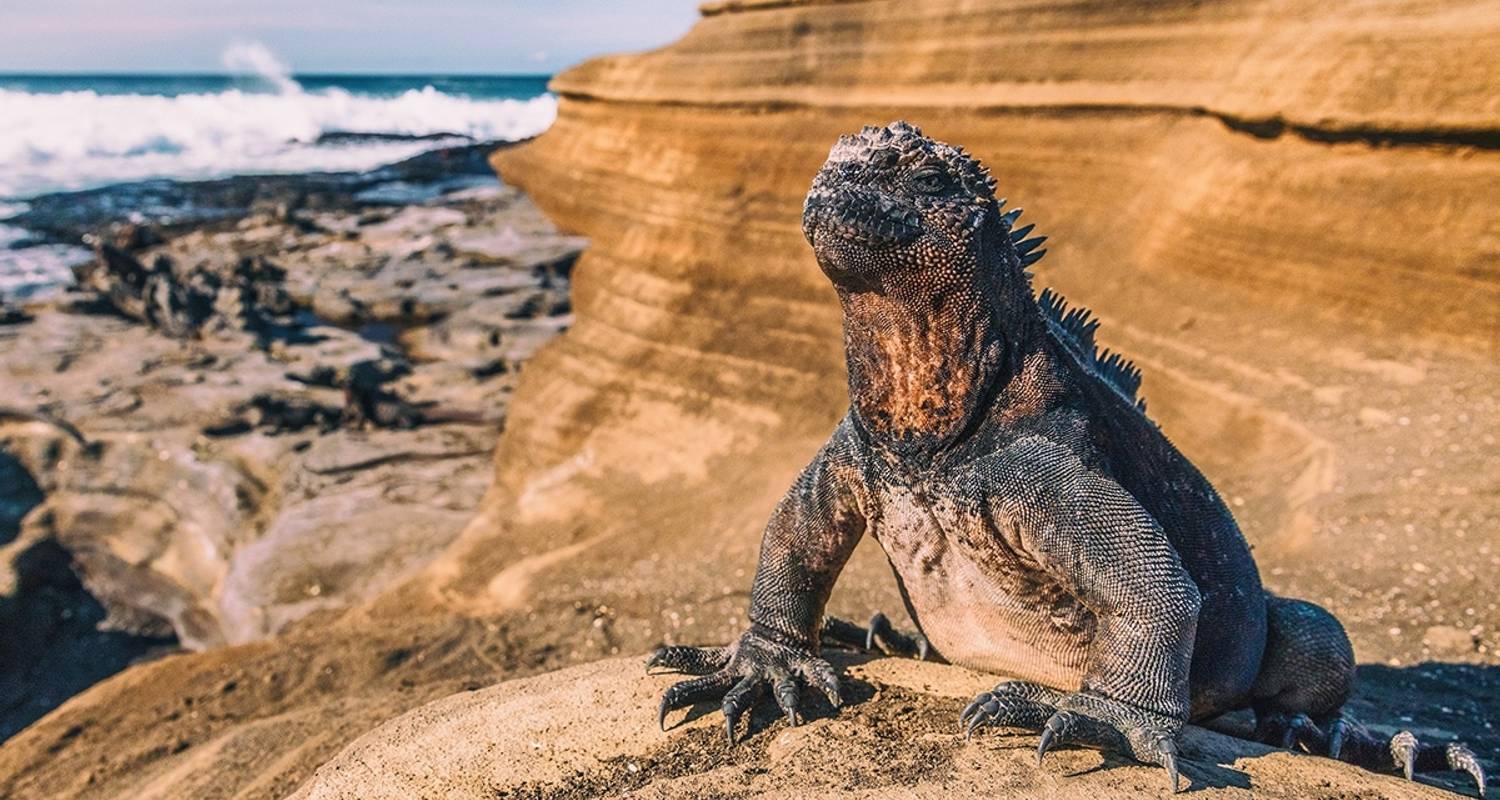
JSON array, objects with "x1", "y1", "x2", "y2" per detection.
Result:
[{"x1": 802, "y1": 188, "x2": 921, "y2": 248}]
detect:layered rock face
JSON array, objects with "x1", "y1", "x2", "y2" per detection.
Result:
[{"x1": 482, "y1": 0, "x2": 1500, "y2": 657}]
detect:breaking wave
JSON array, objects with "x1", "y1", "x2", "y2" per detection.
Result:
[{"x1": 0, "y1": 78, "x2": 556, "y2": 198}]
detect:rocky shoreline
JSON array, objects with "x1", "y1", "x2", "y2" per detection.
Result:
[{"x1": 0, "y1": 144, "x2": 583, "y2": 740}]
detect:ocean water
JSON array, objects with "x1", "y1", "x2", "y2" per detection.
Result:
[{"x1": 0, "y1": 57, "x2": 555, "y2": 299}]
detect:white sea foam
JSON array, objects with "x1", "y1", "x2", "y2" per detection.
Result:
[{"x1": 0, "y1": 83, "x2": 556, "y2": 198}]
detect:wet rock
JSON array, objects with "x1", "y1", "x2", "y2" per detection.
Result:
[
  {"x1": 7, "y1": 141, "x2": 514, "y2": 248},
  {"x1": 0, "y1": 302, "x2": 30, "y2": 326},
  {"x1": 71, "y1": 244, "x2": 294, "y2": 339}
]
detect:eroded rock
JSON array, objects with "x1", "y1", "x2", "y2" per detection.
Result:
[{"x1": 0, "y1": 163, "x2": 582, "y2": 740}]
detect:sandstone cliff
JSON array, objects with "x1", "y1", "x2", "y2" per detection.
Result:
[
  {"x1": 478, "y1": 0, "x2": 1500, "y2": 661},
  {"x1": 1, "y1": 1, "x2": 1496, "y2": 797}
]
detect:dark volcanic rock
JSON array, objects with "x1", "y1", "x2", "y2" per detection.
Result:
[{"x1": 7, "y1": 141, "x2": 517, "y2": 249}]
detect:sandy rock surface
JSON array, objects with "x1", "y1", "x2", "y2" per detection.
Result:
[{"x1": 294, "y1": 653, "x2": 1456, "y2": 800}]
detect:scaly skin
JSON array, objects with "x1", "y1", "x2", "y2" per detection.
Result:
[{"x1": 649, "y1": 122, "x2": 1486, "y2": 796}]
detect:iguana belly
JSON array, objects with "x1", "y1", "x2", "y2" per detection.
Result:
[{"x1": 871, "y1": 484, "x2": 1092, "y2": 688}]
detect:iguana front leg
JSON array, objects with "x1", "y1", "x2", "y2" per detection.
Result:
[
  {"x1": 963, "y1": 437, "x2": 1201, "y2": 792},
  {"x1": 650, "y1": 423, "x2": 867, "y2": 742}
]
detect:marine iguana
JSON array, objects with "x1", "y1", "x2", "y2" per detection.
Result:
[{"x1": 648, "y1": 122, "x2": 1486, "y2": 795}]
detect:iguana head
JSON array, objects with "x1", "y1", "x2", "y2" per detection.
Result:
[
  {"x1": 801, "y1": 122, "x2": 1053, "y2": 454},
  {"x1": 802, "y1": 121, "x2": 1036, "y2": 292}
]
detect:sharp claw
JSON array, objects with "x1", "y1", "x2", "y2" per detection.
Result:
[
  {"x1": 1391, "y1": 730, "x2": 1418, "y2": 781},
  {"x1": 866, "y1": 612, "x2": 887, "y2": 652},
  {"x1": 1037, "y1": 714, "x2": 1066, "y2": 765},
  {"x1": 959, "y1": 694, "x2": 987, "y2": 727},
  {"x1": 1447, "y1": 744, "x2": 1486, "y2": 798},
  {"x1": 657, "y1": 696, "x2": 670, "y2": 731},
  {"x1": 1326, "y1": 722, "x2": 1345, "y2": 761},
  {"x1": 1161, "y1": 740, "x2": 1181, "y2": 794},
  {"x1": 964, "y1": 710, "x2": 987, "y2": 741},
  {"x1": 917, "y1": 638, "x2": 930, "y2": 661},
  {"x1": 798, "y1": 658, "x2": 842, "y2": 709},
  {"x1": 721, "y1": 675, "x2": 759, "y2": 745},
  {"x1": 645, "y1": 649, "x2": 663, "y2": 672},
  {"x1": 773, "y1": 677, "x2": 800, "y2": 728}
]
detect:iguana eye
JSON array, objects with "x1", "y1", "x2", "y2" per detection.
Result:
[{"x1": 907, "y1": 168, "x2": 947, "y2": 195}]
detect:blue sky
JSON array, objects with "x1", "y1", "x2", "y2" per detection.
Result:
[{"x1": 0, "y1": 1, "x2": 703, "y2": 73}]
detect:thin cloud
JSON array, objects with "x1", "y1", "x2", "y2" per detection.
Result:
[{"x1": 0, "y1": 1, "x2": 700, "y2": 73}]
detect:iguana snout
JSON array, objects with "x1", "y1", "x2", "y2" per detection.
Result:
[{"x1": 802, "y1": 120, "x2": 1002, "y2": 289}]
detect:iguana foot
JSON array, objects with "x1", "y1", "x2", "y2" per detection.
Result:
[
  {"x1": 962, "y1": 682, "x2": 1184, "y2": 793},
  {"x1": 821, "y1": 612, "x2": 930, "y2": 660},
  {"x1": 653, "y1": 628, "x2": 841, "y2": 743},
  {"x1": 1255, "y1": 711, "x2": 1487, "y2": 797}
]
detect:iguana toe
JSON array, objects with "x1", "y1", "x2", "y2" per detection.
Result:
[
  {"x1": 658, "y1": 671, "x2": 737, "y2": 730},
  {"x1": 1324, "y1": 715, "x2": 1348, "y2": 760},
  {"x1": 1161, "y1": 738, "x2": 1182, "y2": 793},
  {"x1": 1444, "y1": 743, "x2": 1487, "y2": 798},
  {"x1": 1253, "y1": 710, "x2": 1325, "y2": 751},
  {"x1": 772, "y1": 675, "x2": 801, "y2": 727},
  {"x1": 721, "y1": 675, "x2": 764, "y2": 744},
  {"x1": 959, "y1": 680, "x2": 1061, "y2": 739},
  {"x1": 865, "y1": 612, "x2": 931, "y2": 660},
  {"x1": 646, "y1": 645, "x2": 730, "y2": 675},
  {"x1": 820, "y1": 612, "x2": 930, "y2": 659}
]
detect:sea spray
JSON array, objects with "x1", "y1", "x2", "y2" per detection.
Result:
[{"x1": 221, "y1": 41, "x2": 301, "y2": 95}]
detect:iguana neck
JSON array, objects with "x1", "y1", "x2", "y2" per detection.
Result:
[{"x1": 838, "y1": 272, "x2": 1038, "y2": 458}]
